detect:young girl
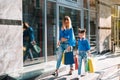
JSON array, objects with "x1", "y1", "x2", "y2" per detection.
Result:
[
  {"x1": 77, "y1": 29, "x2": 91, "y2": 79},
  {"x1": 52, "y1": 16, "x2": 76, "y2": 77}
]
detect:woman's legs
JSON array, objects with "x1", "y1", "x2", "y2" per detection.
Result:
[
  {"x1": 69, "y1": 64, "x2": 74, "y2": 75},
  {"x1": 56, "y1": 46, "x2": 63, "y2": 70}
]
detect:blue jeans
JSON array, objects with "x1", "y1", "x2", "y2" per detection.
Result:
[
  {"x1": 23, "y1": 42, "x2": 34, "y2": 61},
  {"x1": 78, "y1": 51, "x2": 87, "y2": 75},
  {"x1": 56, "y1": 42, "x2": 73, "y2": 69}
]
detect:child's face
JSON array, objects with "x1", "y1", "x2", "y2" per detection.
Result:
[{"x1": 78, "y1": 33, "x2": 85, "y2": 38}]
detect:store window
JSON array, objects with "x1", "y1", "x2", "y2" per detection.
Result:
[
  {"x1": 90, "y1": 0, "x2": 96, "y2": 10},
  {"x1": 111, "y1": 5, "x2": 120, "y2": 47},
  {"x1": 84, "y1": 0, "x2": 88, "y2": 8},
  {"x1": 59, "y1": 6, "x2": 80, "y2": 36},
  {"x1": 23, "y1": 0, "x2": 44, "y2": 66},
  {"x1": 84, "y1": 10, "x2": 89, "y2": 36},
  {"x1": 47, "y1": 1, "x2": 57, "y2": 60},
  {"x1": 66, "y1": 0, "x2": 77, "y2": 2},
  {"x1": 90, "y1": 11, "x2": 96, "y2": 35}
]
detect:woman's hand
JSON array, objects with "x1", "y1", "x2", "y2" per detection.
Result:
[
  {"x1": 57, "y1": 41, "x2": 61, "y2": 46},
  {"x1": 67, "y1": 46, "x2": 71, "y2": 52},
  {"x1": 31, "y1": 40, "x2": 36, "y2": 45}
]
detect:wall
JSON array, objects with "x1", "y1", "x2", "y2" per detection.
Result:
[
  {"x1": 0, "y1": 0, "x2": 23, "y2": 75},
  {"x1": 98, "y1": 0, "x2": 112, "y2": 53}
]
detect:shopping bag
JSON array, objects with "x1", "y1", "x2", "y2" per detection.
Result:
[
  {"x1": 88, "y1": 58, "x2": 94, "y2": 73},
  {"x1": 74, "y1": 55, "x2": 78, "y2": 70},
  {"x1": 64, "y1": 52, "x2": 74, "y2": 65},
  {"x1": 85, "y1": 59, "x2": 89, "y2": 72},
  {"x1": 33, "y1": 44, "x2": 41, "y2": 53}
]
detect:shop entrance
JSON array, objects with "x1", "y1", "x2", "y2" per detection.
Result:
[
  {"x1": 46, "y1": 3, "x2": 81, "y2": 61},
  {"x1": 111, "y1": 5, "x2": 120, "y2": 53}
]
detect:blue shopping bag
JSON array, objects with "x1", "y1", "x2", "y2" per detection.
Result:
[{"x1": 64, "y1": 51, "x2": 74, "y2": 65}]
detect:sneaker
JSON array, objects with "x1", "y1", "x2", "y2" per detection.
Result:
[
  {"x1": 81, "y1": 72, "x2": 88, "y2": 77},
  {"x1": 52, "y1": 72, "x2": 58, "y2": 77},
  {"x1": 76, "y1": 76, "x2": 81, "y2": 80}
]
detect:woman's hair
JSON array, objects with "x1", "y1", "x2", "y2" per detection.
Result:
[
  {"x1": 62, "y1": 16, "x2": 72, "y2": 28},
  {"x1": 23, "y1": 22, "x2": 29, "y2": 29},
  {"x1": 78, "y1": 28, "x2": 86, "y2": 33}
]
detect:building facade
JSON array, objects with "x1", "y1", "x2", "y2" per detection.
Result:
[{"x1": 0, "y1": 0, "x2": 120, "y2": 76}]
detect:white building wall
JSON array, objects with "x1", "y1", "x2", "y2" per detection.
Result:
[{"x1": 0, "y1": 0, "x2": 23, "y2": 75}]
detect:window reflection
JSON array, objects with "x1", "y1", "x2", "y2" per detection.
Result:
[{"x1": 23, "y1": 0, "x2": 44, "y2": 65}]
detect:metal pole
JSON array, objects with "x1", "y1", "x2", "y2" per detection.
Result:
[
  {"x1": 44, "y1": 0, "x2": 47, "y2": 62},
  {"x1": 81, "y1": 0, "x2": 84, "y2": 29},
  {"x1": 56, "y1": 0, "x2": 59, "y2": 45},
  {"x1": 87, "y1": 0, "x2": 90, "y2": 41}
]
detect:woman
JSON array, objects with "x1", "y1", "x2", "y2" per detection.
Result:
[
  {"x1": 52, "y1": 16, "x2": 76, "y2": 77},
  {"x1": 23, "y1": 22, "x2": 36, "y2": 61}
]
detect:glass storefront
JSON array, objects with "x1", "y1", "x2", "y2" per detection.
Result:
[
  {"x1": 59, "y1": 6, "x2": 80, "y2": 36},
  {"x1": 47, "y1": 1, "x2": 57, "y2": 61},
  {"x1": 111, "y1": 5, "x2": 120, "y2": 49},
  {"x1": 22, "y1": 0, "x2": 95, "y2": 65},
  {"x1": 84, "y1": 0, "x2": 97, "y2": 53},
  {"x1": 23, "y1": 0, "x2": 45, "y2": 65}
]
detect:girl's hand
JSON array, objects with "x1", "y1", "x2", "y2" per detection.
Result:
[{"x1": 88, "y1": 52, "x2": 91, "y2": 57}]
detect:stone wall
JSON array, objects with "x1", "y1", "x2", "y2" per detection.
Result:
[
  {"x1": 0, "y1": 0, "x2": 23, "y2": 75},
  {"x1": 98, "y1": 0, "x2": 112, "y2": 53}
]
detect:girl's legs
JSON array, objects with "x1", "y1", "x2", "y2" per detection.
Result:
[
  {"x1": 78, "y1": 55, "x2": 82, "y2": 75},
  {"x1": 83, "y1": 53, "x2": 88, "y2": 74},
  {"x1": 78, "y1": 51, "x2": 87, "y2": 76}
]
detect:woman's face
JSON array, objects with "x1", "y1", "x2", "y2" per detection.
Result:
[{"x1": 64, "y1": 17, "x2": 69, "y2": 26}]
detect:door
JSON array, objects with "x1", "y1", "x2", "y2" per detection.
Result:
[{"x1": 111, "y1": 5, "x2": 120, "y2": 52}]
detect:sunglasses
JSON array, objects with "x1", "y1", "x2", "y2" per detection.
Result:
[{"x1": 64, "y1": 18, "x2": 69, "y2": 21}]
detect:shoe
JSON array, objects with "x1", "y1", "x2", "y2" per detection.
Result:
[
  {"x1": 30, "y1": 59, "x2": 34, "y2": 61},
  {"x1": 52, "y1": 71, "x2": 58, "y2": 77},
  {"x1": 81, "y1": 72, "x2": 88, "y2": 77},
  {"x1": 68, "y1": 69, "x2": 74, "y2": 75},
  {"x1": 76, "y1": 76, "x2": 81, "y2": 80}
]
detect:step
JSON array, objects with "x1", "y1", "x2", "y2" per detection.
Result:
[{"x1": 8, "y1": 61, "x2": 66, "y2": 80}]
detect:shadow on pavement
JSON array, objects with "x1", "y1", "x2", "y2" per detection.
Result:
[
  {"x1": 41, "y1": 77, "x2": 66, "y2": 80},
  {"x1": 71, "y1": 78, "x2": 79, "y2": 80},
  {"x1": 41, "y1": 77, "x2": 56, "y2": 80},
  {"x1": 98, "y1": 53, "x2": 120, "y2": 61}
]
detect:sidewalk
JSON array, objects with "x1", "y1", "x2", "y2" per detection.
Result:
[
  {"x1": 8, "y1": 51, "x2": 120, "y2": 80},
  {"x1": 36, "y1": 52, "x2": 120, "y2": 80},
  {"x1": 8, "y1": 61, "x2": 66, "y2": 80},
  {"x1": 94, "y1": 52, "x2": 120, "y2": 80}
]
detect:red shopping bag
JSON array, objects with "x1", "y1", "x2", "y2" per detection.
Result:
[{"x1": 74, "y1": 55, "x2": 78, "y2": 70}]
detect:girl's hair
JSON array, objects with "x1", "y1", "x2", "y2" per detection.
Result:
[
  {"x1": 78, "y1": 28, "x2": 86, "y2": 33},
  {"x1": 62, "y1": 16, "x2": 72, "y2": 28}
]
